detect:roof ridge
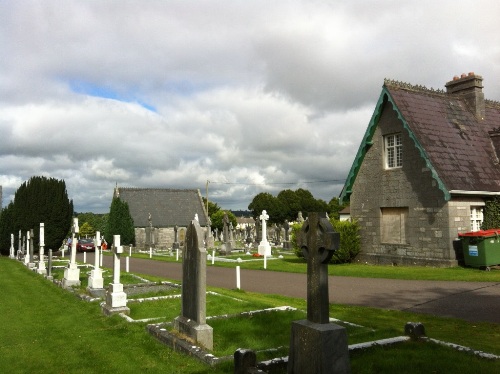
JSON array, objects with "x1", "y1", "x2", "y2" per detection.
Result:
[
  {"x1": 118, "y1": 187, "x2": 198, "y2": 192},
  {"x1": 485, "y1": 99, "x2": 500, "y2": 107},
  {"x1": 384, "y1": 78, "x2": 446, "y2": 95}
]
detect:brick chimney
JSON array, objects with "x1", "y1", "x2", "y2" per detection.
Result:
[{"x1": 445, "y1": 72, "x2": 485, "y2": 120}]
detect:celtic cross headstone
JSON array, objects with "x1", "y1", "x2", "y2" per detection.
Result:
[{"x1": 288, "y1": 212, "x2": 350, "y2": 374}]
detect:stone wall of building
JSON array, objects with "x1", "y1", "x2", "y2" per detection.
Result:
[
  {"x1": 350, "y1": 101, "x2": 461, "y2": 266},
  {"x1": 134, "y1": 226, "x2": 206, "y2": 250}
]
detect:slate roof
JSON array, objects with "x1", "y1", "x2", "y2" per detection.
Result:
[
  {"x1": 341, "y1": 75, "x2": 500, "y2": 203},
  {"x1": 115, "y1": 188, "x2": 208, "y2": 227}
]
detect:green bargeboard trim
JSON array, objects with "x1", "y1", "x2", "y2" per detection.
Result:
[{"x1": 339, "y1": 87, "x2": 450, "y2": 204}]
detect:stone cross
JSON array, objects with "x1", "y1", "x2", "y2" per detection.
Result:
[
  {"x1": 88, "y1": 231, "x2": 103, "y2": 289},
  {"x1": 63, "y1": 218, "x2": 81, "y2": 287},
  {"x1": 259, "y1": 210, "x2": 269, "y2": 240},
  {"x1": 174, "y1": 219, "x2": 213, "y2": 350},
  {"x1": 297, "y1": 212, "x2": 339, "y2": 324},
  {"x1": 102, "y1": 234, "x2": 129, "y2": 315}
]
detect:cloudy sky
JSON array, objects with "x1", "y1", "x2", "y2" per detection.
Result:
[{"x1": 1, "y1": 1, "x2": 500, "y2": 213}]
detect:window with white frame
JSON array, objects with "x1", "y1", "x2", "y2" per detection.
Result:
[
  {"x1": 385, "y1": 133, "x2": 403, "y2": 169},
  {"x1": 470, "y1": 206, "x2": 484, "y2": 232}
]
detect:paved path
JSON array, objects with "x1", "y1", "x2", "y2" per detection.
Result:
[{"x1": 78, "y1": 253, "x2": 500, "y2": 324}]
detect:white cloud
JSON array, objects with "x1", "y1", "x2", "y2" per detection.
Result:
[{"x1": 1, "y1": 0, "x2": 500, "y2": 212}]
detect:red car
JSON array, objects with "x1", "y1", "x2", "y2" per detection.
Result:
[{"x1": 76, "y1": 238, "x2": 95, "y2": 252}]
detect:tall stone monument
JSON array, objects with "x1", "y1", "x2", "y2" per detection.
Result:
[
  {"x1": 37, "y1": 223, "x2": 47, "y2": 275},
  {"x1": 24, "y1": 230, "x2": 31, "y2": 266},
  {"x1": 102, "y1": 234, "x2": 130, "y2": 315},
  {"x1": 173, "y1": 219, "x2": 213, "y2": 350},
  {"x1": 221, "y1": 212, "x2": 232, "y2": 254},
  {"x1": 28, "y1": 229, "x2": 35, "y2": 268},
  {"x1": 288, "y1": 212, "x2": 350, "y2": 374},
  {"x1": 88, "y1": 231, "x2": 104, "y2": 290},
  {"x1": 257, "y1": 210, "x2": 271, "y2": 257},
  {"x1": 9, "y1": 233, "x2": 15, "y2": 258},
  {"x1": 282, "y1": 220, "x2": 291, "y2": 250},
  {"x1": 62, "y1": 218, "x2": 81, "y2": 288}
]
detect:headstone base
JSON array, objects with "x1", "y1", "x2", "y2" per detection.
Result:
[
  {"x1": 105, "y1": 283, "x2": 128, "y2": 308},
  {"x1": 258, "y1": 241, "x2": 271, "y2": 256},
  {"x1": 101, "y1": 304, "x2": 130, "y2": 316},
  {"x1": 173, "y1": 316, "x2": 213, "y2": 351},
  {"x1": 62, "y1": 264, "x2": 81, "y2": 288},
  {"x1": 88, "y1": 269, "x2": 104, "y2": 289},
  {"x1": 37, "y1": 261, "x2": 47, "y2": 275},
  {"x1": 288, "y1": 319, "x2": 350, "y2": 374}
]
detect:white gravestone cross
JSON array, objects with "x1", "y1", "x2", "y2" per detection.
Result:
[{"x1": 257, "y1": 210, "x2": 271, "y2": 257}]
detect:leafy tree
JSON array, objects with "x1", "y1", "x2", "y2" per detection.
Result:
[
  {"x1": 328, "y1": 197, "x2": 348, "y2": 220},
  {"x1": 104, "y1": 197, "x2": 135, "y2": 246},
  {"x1": 76, "y1": 212, "x2": 108, "y2": 235},
  {"x1": 277, "y1": 189, "x2": 302, "y2": 222},
  {"x1": 0, "y1": 202, "x2": 15, "y2": 255},
  {"x1": 202, "y1": 198, "x2": 221, "y2": 218},
  {"x1": 79, "y1": 222, "x2": 95, "y2": 238},
  {"x1": 248, "y1": 192, "x2": 285, "y2": 224},
  {"x1": 481, "y1": 197, "x2": 500, "y2": 230},
  {"x1": 9, "y1": 176, "x2": 73, "y2": 251},
  {"x1": 210, "y1": 210, "x2": 237, "y2": 232}
]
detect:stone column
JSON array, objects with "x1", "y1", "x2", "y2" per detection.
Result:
[
  {"x1": 102, "y1": 234, "x2": 129, "y2": 315},
  {"x1": 9, "y1": 233, "x2": 15, "y2": 258},
  {"x1": 28, "y1": 229, "x2": 35, "y2": 268},
  {"x1": 257, "y1": 210, "x2": 271, "y2": 257},
  {"x1": 24, "y1": 231, "x2": 31, "y2": 266},
  {"x1": 88, "y1": 231, "x2": 104, "y2": 290},
  {"x1": 37, "y1": 223, "x2": 47, "y2": 274},
  {"x1": 62, "y1": 218, "x2": 81, "y2": 288}
]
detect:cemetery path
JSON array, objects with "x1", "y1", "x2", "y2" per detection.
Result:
[{"x1": 79, "y1": 253, "x2": 500, "y2": 324}]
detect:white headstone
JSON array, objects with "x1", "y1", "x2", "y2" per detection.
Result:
[{"x1": 258, "y1": 210, "x2": 271, "y2": 257}]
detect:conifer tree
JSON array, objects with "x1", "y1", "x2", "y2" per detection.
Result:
[{"x1": 105, "y1": 196, "x2": 135, "y2": 246}]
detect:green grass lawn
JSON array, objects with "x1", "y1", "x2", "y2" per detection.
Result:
[{"x1": 2, "y1": 256, "x2": 499, "y2": 373}]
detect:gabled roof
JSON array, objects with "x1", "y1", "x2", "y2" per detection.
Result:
[
  {"x1": 115, "y1": 187, "x2": 208, "y2": 227},
  {"x1": 341, "y1": 77, "x2": 500, "y2": 203}
]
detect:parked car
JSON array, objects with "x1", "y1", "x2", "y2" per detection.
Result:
[{"x1": 76, "y1": 238, "x2": 95, "y2": 252}]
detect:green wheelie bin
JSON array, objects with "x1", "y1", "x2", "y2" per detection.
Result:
[{"x1": 458, "y1": 229, "x2": 500, "y2": 270}]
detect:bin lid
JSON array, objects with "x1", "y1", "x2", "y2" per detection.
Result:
[{"x1": 458, "y1": 229, "x2": 500, "y2": 238}]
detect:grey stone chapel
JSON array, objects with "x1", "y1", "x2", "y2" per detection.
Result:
[{"x1": 112, "y1": 186, "x2": 209, "y2": 249}]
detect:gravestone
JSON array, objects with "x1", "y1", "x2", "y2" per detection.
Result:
[
  {"x1": 9, "y1": 233, "x2": 15, "y2": 258},
  {"x1": 88, "y1": 231, "x2": 104, "y2": 290},
  {"x1": 18, "y1": 230, "x2": 21, "y2": 259},
  {"x1": 282, "y1": 220, "x2": 291, "y2": 250},
  {"x1": 24, "y1": 231, "x2": 31, "y2": 266},
  {"x1": 37, "y1": 223, "x2": 47, "y2": 275},
  {"x1": 220, "y1": 212, "x2": 232, "y2": 254},
  {"x1": 173, "y1": 219, "x2": 213, "y2": 350},
  {"x1": 297, "y1": 211, "x2": 304, "y2": 223},
  {"x1": 63, "y1": 218, "x2": 81, "y2": 288},
  {"x1": 28, "y1": 229, "x2": 35, "y2": 268},
  {"x1": 102, "y1": 235, "x2": 130, "y2": 315},
  {"x1": 288, "y1": 212, "x2": 350, "y2": 374},
  {"x1": 257, "y1": 210, "x2": 271, "y2": 256},
  {"x1": 46, "y1": 249, "x2": 53, "y2": 280},
  {"x1": 172, "y1": 225, "x2": 180, "y2": 250},
  {"x1": 206, "y1": 217, "x2": 214, "y2": 248}
]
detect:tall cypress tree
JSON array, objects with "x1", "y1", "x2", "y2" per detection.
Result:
[
  {"x1": 0, "y1": 202, "x2": 15, "y2": 255},
  {"x1": 105, "y1": 196, "x2": 135, "y2": 246},
  {"x1": 11, "y1": 176, "x2": 73, "y2": 250}
]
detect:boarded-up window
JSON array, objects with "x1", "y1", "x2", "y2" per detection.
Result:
[{"x1": 381, "y1": 207, "x2": 408, "y2": 244}]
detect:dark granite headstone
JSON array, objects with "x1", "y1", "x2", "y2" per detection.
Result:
[
  {"x1": 173, "y1": 219, "x2": 213, "y2": 350},
  {"x1": 288, "y1": 212, "x2": 350, "y2": 374}
]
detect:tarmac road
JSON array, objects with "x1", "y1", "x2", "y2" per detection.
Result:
[{"x1": 77, "y1": 252, "x2": 500, "y2": 324}]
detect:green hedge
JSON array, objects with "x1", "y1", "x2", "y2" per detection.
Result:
[{"x1": 292, "y1": 219, "x2": 360, "y2": 264}]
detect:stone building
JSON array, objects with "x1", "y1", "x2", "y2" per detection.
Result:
[
  {"x1": 340, "y1": 73, "x2": 500, "y2": 266},
  {"x1": 113, "y1": 187, "x2": 208, "y2": 249}
]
